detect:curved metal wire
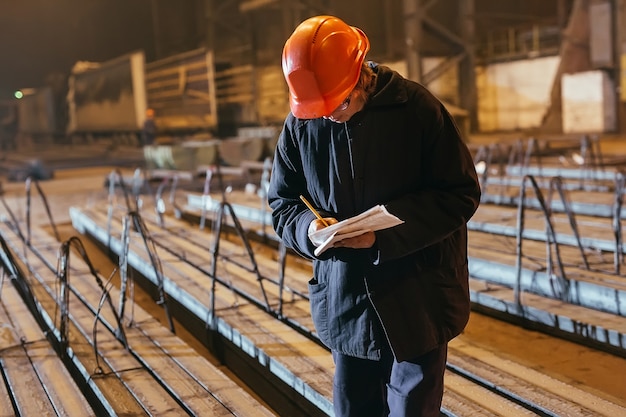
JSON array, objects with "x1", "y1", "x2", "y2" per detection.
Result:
[
  {"x1": 25, "y1": 177, "x2": 60, "y2": 244},
  {"x1": 106, "y1": 168, "x2": 175, "y2": 333},
  {"x1": 127, "y1": 211, "x2": 175, "y2": 332},
  {"x1": 208, "y1": 200, "x2": 270, "y2": 327},
  {"x1": 546, "y1": 176, "x2": 589, "y2": 270},
  {"x1": 56, "y1": 236, "x2": 128, "y2": 349},
  {"x1": 154, "y1": 173, "x2": 184, "y2": 227},
  {"x1": 515, "y1": 175, "x2": 570, "y2": 311}
]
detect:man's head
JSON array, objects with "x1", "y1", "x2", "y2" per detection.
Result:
[{"x1": 281, "y1": 15, "x2": 370, "y2": 120}]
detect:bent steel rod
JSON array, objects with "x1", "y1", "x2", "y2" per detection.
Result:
[
  {"x1": 58, "y1": 236, "x2": 129, "y2": 349},
  {"x1": 24, "y1": 177, "x2": 59, "y2": 244},
  {"x1": 515, "y1": 175, "x2": 570, "y2": 310},
  {"x1": 106, "y1": 170, "x2": 176, "y2": 333},
  {"x1": 546, "y1": 176, "x2": 589, "y2": 270},
  {"x1": 128, "y1": 211, "x2": 176, "y2": 333},
  {"x1": 208, "y1": 200, "x2": 271, "y2": 316},
  {"x1": 154, "y1": 174, "x2": 183, "y2": 228},
  {"x1": 5, "y1": 233, "x2": 202, "y2": 415}
]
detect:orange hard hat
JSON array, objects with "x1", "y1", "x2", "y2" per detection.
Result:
[{"x1": 282, "y1": 15, "x2": 370, "y2": 119}]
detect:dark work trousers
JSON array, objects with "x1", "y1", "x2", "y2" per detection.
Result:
[{"x1": 332, "y1": 343, "x2": 448, "y2": 417}]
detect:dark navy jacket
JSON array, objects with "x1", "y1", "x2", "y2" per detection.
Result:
[{"x1": 268, "y1": 64, "x2": 481, "y2": 361}]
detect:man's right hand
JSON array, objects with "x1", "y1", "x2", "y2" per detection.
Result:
[{"x1": 307, "y1": 217, "x2": 338, "y2": 242}]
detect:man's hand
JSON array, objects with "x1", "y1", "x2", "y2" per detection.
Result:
[
  {"x1": 334, "y1": 231, "x2": 376, "y2": 249},
  {"x1": 308, "y1": 217, "x2": 338, "y2": 236},
  {"x1": 307, "y1": 218, "x2": 376, "y2": 250}
]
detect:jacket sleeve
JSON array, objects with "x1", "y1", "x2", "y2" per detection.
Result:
[
  {"x1": 376, "y1": 101, "x2": 481, "y2": 264},
  {"x1": 267, "y1": 118, "x2": 324, "y2": 260}
]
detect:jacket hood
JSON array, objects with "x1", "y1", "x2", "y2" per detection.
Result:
[{"x1": 367, "y1": 62, "x2": 409, "y2": 108}]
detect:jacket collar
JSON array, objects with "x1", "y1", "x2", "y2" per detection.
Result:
[{"x1": 367, "y1": 62, "x2": 409, "y2": 108}]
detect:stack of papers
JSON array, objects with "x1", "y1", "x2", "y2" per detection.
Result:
[{"x1": 309, "y1": 205, "x2": 404, "y2": 256}]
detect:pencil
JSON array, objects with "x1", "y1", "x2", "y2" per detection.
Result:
[{"x1": 299, "y1": 195, "x2": 329, "y2": 227}]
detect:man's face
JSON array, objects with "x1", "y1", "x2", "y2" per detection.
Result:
[{"x1": 323, "y1": 90, "x2": 360, "y2": 123}]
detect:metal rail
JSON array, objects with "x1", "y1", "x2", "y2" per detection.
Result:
[
  {"x1": 445, "y1": 362, "x2": 557, "y2": 417},
  {"x1": 474, "y1": 135, "x2": 608, "y2": 196},
  {"x1": 473, "y1": 135, "x2": 626, "y2": 307}
]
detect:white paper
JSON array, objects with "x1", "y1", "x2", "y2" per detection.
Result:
[{"x1": 309, "y1": 205, "x2": 404, "y2": 256}]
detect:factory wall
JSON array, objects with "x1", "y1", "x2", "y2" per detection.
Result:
[{"x1": 476, "y1": 56, "x2": 560, "y2": 132}]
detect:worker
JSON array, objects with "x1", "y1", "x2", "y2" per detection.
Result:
[
  {"x1": 141, "y1": 108, "x2": 157, "y2": 146},
  {"x1": 267, "y1": 15, "x2": 481, "y2": 417}
]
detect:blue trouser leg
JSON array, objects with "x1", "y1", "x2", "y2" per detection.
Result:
[
  {"x1": 332, "y1": 349, "x2": 393, "y2": 417},
  {"x1": 386, "y1": 344, "x2": 447, "y2": 417},
  {"x1": 332, "y1": 344, "x2": 447, "y2": 417}
]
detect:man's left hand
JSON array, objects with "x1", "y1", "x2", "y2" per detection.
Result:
[{"x1": 334, "y1": 231, "x2": 376, "y2": 249}]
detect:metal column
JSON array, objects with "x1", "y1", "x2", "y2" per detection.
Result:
[
  {"x1": 403, "y1": 0, "x2": 424, "y2": 82},
  {"x1": 459, "y1": 0, "x2": 478, "y2": 133}
]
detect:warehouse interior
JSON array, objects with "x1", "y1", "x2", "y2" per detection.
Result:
[{"x1": 1, "y1": 1, "x2": 626, "y2": 416}]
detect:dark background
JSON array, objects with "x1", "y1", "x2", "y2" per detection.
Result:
[{"x1": 0, "y1": 0, "x2": 567, "y2": 99}]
